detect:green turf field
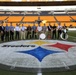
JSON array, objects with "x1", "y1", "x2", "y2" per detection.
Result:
[
  {"x1": 67, "y1": 31, "x2": 76, "y2": 42},
  {"x1": 0, "y1": 68, "x2": 76, "y2": 75},
  {"x1": 0, "y1": 69, "x2": 76, "y2": 75},
  {"x1": 0, "y1": 30, "x2": 76, "y2": 75}
]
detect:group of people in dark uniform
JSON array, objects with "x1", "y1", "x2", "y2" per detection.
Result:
[
  {"x1": 47, "y1": 23, "x2": 67, "y2": 39},
  {"x1": 0, "y1": 22, "x2": 67, "y2": 42}
]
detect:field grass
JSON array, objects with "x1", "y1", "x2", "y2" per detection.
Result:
[
  {"x1": 0, "y1": 31, "x2": 76, "y2": 75},
  {"x1": 67, "y1": 31, "x2": 76, "y2": 42},
  {"x1": 0, "y1": 69, "x2": 76, "y2": 75}
]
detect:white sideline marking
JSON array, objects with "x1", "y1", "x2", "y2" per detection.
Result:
[
  {"x1": 62, "y1": 61, "x2": 70, "y2": 70},
  {"x1": 10, "y1": 62, "x2": 17, "y2": 69}
]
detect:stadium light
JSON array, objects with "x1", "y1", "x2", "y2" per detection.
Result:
[
  {"x1": 27, "y1": 0, "x2": 30, "y2": 1},
  {"x1": 11, "y1": 0, "x2": 22, "y2": 2},
  {"x1": 54, "y1": 0, "x2": 64, "y2": 1}
]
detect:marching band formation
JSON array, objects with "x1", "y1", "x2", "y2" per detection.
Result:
[{"x1": 0, "y1": 22, "x2": 68, "y2": 42}]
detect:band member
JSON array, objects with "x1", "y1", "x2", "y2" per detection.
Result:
[
  {"x1": 9, "y1": 23, "x2": 14, "y2": 40},
  {"x1": 63, "y1": 23, "x2": 67, "y2": 29},
  {"x1": 42, "y1": 24, "x2": 47, "y2": 39},
  {"x1": 5, "y1": 23, "x2": 10, "y2": 41},
  {"x1": 32, "y1": 24, "x2": 37, "y2": 39},
  {"x1": 21, "y1": 24, "x2": 26, "y2": 40},
  {"x1": 62, "y1": 24, "x2": 67, "y2": 39},
  {"x1": 24, "y1": 25, "x2": 27, "y2": 39},
  {"x1": 47, "y1": 23, "x2": 52, "y2": 31},
  {"x1": 37, "y1": 24, "x2": 42, "y2": 38},
  {"x1": 15, "y1": 24, "x2": 20, "y2": 40},
  {"x1": 0, "y1": 22, "x2": 5, "y2": 41},
  {"x1": 57, "y1": 23, "x2": 62, "y2": 39},
  {"x1": 26, "y1": 25, "x2": 32, "y2": 39},
  {"x1": 42, "y1": 24, "x2": 47, "y2": 33},
  {"x1": 47, "y1": 23, "x2": 52, "y2": 39},
  {"x1": 52, "y1": 24, "x2": 57, "y2": 39}
]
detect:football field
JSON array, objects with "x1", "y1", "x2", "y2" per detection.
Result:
[{"x1": 0, "y1": 30, "x2": 76, "y2": 75}]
